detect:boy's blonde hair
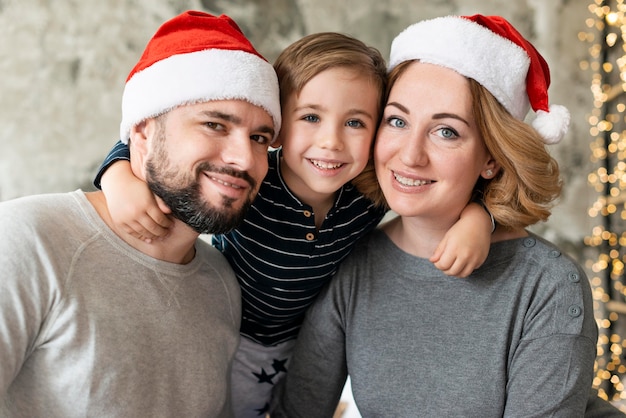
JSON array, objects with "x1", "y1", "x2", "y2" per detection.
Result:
[
  {"x1": 354, "y1": 61, "x2": 562, "y2": 229},
  {"x1": 274, "y1": 32, "x2": 387, "y2": 118}
]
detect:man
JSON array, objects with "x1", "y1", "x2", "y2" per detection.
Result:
[{"x1": 0, "y1": 11, "x2": 280, "y2": 417}]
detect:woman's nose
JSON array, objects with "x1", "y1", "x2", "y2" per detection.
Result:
[{"x1": 400, "y1": 135, "x2": 428, "y2": 166}]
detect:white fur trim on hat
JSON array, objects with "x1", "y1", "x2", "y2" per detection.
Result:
[
  {"x1": 119, "y1": 48, "x2": 281, "y2": 144},
  {"x1": 389, "y1": 16, "x2": 531, "y2": 121},
  {"x1": 532, "y1": 104, "x2": 570, "y2": 145}
]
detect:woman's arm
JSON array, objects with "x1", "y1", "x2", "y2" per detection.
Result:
[{"x1": 504, "y1": 262, "x2": 597, "y2": 417}]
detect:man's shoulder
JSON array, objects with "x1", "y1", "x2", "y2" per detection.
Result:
[
  {"x1": 194, "y1": 237, "x2": 240, "y2": 298},
  {"x1": 0, "y1": 190, "x2": 79, "y2": 208},
  {"x1": 0, "y1": 191, "x2": 95, "y2": 252},
  {"x1": 0, "y1": 191, "x2": 82, "y2": 225}
]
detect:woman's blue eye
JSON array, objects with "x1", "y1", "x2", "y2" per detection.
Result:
[
  {"x1": 438, "y1": 127, "x2": 458, "y2": 139},
  {"x1": 441, "y1": 128, "x2": 454, "y2": 138},
  {"x1": 303, "y1": 114, "x2": 320, "y2": 123},
  {"x1": 387, "y1": 117, "x2": 405, "y2": 128}
]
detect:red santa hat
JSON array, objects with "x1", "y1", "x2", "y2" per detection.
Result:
[
  {"x1": 388, "y1": 14, "x2": 570, "y2": 144},
  {"x1": 119, "y1": 10, "x2": 281, "y2": 144}
]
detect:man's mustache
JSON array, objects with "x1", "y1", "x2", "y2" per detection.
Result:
[{"x1": 196, "y1": 162, "x2": 257, "y2": 191}]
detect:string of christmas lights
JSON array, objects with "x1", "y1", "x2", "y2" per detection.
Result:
[{"x1": 582, "y1": 0, "x2": 626, "y2": 402}]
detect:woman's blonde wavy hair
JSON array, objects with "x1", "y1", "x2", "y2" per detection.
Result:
[{"x1": 353, "y1": 60, "x2": 562, "y2": 230}]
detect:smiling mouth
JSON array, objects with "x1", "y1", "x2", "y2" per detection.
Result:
[
  {"x1": 209, "y1": 175, "x2": 244, "y2": 189},
  {"x1": 393, "y1": 172, "x2": 433, "y2": 186},
  {"x1": 310, "y1": 159, "x2": 344, "y2": 170}
]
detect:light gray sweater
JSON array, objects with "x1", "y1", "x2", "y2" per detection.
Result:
[
  {"x1": 272, "y1": 229, "x2": 599, "y2": 417},
  {"x1": 0, "y1": 191, "x2": 241, "y2": 417}
]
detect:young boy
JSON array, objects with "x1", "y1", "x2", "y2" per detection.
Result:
[{"x1": 95, "y1": 32, "x2": 493, "y2": 417}]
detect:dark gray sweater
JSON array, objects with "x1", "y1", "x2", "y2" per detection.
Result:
[{"x1": 272, "y1": 229, "x2": 599, "y2": 417}]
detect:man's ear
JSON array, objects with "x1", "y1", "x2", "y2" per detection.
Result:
[
  {"x1": 129, "y1": 120, "x2": 150, "y2": 156},
  {"x1": 271, "y1": 129, "x2": 286, "y2": 148},
  {"x1": 128, "y1": 119, "x2": 157, "y2": 179}
]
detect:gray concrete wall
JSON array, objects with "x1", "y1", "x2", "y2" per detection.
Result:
[{"x1": 0, "y1": 0, "x2": 594, "y2": 252}]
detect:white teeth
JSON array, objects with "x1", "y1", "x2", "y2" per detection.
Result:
[
  {"x1": 393, "y1": 172, "x2": 431, "y2": 186},
  {"x1": 311, "y1": 159, "x2": 343, "y2": 170},
  {"x1": 213, "y1": 177, "x2": 242, "y2": 189}
]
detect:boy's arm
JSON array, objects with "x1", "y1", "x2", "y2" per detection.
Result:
[
  {"x1": 96, "y1": 141, "x2": 172, "y2": 242},
  {"x1": 93, "y1": 140, "x2": 131, "y2": 190},
  {"x1": 430, "y1": 202, "x2": 492, "y2": 277}
]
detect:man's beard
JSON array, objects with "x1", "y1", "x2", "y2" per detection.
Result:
[{"x1": 144, "y1": 126, "x2": 257, "y2": 235}]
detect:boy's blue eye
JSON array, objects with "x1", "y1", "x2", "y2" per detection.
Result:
[
  {"x1": 346, "y1": 119, "x2": 365, "y2": 128},
  {"x1": 303, "y1": 114, "x2": 320, "y2": 123}
]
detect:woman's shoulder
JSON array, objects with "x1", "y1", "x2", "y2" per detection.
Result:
[{"x1": 489, "y1": 230, "x2": 583, "y2": 273}]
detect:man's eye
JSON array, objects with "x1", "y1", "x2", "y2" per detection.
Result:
[
  {"x1": 205, "y1": 121, "x2": 223, "y2": 130},
  {"x1": 251, "y1": 135, "x2": 270, "y2": 145}
]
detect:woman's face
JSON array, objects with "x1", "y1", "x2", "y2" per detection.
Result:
[{"x1": 374, "y1": 62, "x2": 494, "y2": 225}]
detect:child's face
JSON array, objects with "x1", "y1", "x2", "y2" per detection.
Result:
[{"x1": 277, "y1": 67, "x2": 379, "y2": 205}]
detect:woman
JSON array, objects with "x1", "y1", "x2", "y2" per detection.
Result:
[{"x1": 270, "y1": 15, "x2": 605, "y2": 416}]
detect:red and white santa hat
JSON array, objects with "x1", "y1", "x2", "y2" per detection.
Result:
[
  {"x1": 388, "y1": 14, "x2": 570, "y2": 144},
  {"x1": 119, "y1": 10, "x2": 281, "y2": 144}
]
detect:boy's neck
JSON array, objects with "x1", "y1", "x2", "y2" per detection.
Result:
[{"x1": 278, "y1": 157, "x2": 337, "y2": 229}]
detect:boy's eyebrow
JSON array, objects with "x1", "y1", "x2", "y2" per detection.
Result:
[
  {"x1": 294, "y1": 104, "x2": 375, "y2": 119},
  {"x1": 346, "y1": 108, "x2": 376, "y2": 119},
  {"x1": 293, "y1": 104, "x2": 323, "y2": 112}
]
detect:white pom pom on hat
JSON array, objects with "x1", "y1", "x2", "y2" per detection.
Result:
[
  {"x1": 388, "y1": 14, "x2": 569, "y2": 144},
  {"x1": 119, "y1": 10, "x2": 281, "y2": 145}
]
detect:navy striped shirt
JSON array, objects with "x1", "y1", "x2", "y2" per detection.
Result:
[
  {"x1": 213, "y1": 149, "x2": 386, "y2": 345},
  {"x1": 95, "y1": 143, "x2": 386, "y2": 346}
]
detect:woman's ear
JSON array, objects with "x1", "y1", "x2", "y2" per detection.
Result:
[{"x1": 481, "y1": 157, "x2": 500, "y2": 179}]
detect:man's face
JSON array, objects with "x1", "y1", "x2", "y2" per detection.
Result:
[{"x1": 144, "y1": 100, "x2": 273, "y2": 234}]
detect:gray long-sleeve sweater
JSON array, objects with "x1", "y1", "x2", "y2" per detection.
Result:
[
  {"x1": 272, "y1": 229, "x2": 598, "y2": 417},
  {"x1": 0, "y1": 190, "x2": 241, "y2": 417}
]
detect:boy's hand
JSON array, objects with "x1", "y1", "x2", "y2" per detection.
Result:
[
  {"x1": 101, "y1": 160, "x2": 173, "y2": 243},
  {"x1": 429, "y1": 202, "x2": 491, "y2": 278},
  {"x1": 118, "y1": 194, "x2": 173, "y2": 243}
]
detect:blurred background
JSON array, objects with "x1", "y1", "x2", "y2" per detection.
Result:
[{"x1": 1, "y1": 0, "x2": 625, "y2": 412}]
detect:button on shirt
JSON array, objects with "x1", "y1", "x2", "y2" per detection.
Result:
[{"x1": 213, "y1": 149, "x2": 386, "y2": 345}]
